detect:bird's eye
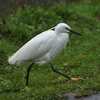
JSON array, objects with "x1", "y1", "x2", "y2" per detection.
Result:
[{"x1": 51, "y1": 27, "x2": 55, "y2": 31}]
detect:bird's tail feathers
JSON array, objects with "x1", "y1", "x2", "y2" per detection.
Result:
[{"x1": 8, "y1": 55, "x2": 16, "y2": 65}]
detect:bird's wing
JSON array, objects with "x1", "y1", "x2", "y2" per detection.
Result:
[{"x1": 8, "y1": 30, "x2": 56, "y2": 64}]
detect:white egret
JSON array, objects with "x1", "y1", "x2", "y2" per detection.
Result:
[{"x1": 8, "y1": 23, "x2": 81, "y2": 86}]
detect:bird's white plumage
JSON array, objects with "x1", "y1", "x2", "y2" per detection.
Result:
[{"x1": 8, "y1": 23, "x2": 70, "y2": 65}]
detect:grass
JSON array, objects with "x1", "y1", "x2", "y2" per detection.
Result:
[{"x1": 0, "y1": 1, "x2": 100, "y2": 100}]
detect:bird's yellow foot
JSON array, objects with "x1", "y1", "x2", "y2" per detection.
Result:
[{"x1": 71, "y1": 76, "x2": 83, "y2": 81}]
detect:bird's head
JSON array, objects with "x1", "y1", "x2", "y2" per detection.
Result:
[{"x1": 52, "y1": 23, "x2": 81, "y2": 36}]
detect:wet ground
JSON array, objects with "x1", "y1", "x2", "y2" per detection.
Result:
[
  {"x1": 62, "y1": 93, "x2": 100, "y2": 100},
  {"x1": 77, "y1": 94, "x2": 100, "y2": 100}
]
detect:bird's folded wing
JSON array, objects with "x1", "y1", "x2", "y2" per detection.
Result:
[{"x1": 8, "y1": 30, "x2": 56, "y2": 64}]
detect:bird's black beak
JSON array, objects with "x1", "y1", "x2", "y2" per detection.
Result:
[
  {"x1": 70, "y1": 29, "x2": 81, "y2": 36},
  {"x1": 66, "y1": 28, "x2": 81, "y2": 36}
]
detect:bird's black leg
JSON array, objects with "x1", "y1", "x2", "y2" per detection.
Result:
[
  {"x1": 49, "y1": 63, "x2": 71, "y2": 79},
  {"x1": 26, "y1": 62, "x2": 34, "y2": 86}
]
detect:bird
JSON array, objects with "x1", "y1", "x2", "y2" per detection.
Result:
[{"x1": 8, "y1": 23, "x2": 81, "y2": 86}]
